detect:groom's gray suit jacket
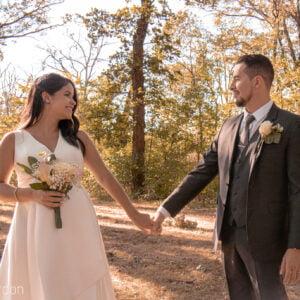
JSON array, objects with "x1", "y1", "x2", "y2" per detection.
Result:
[{"x1": 162, "y1": 104, "x2": 300, "y2": 261}]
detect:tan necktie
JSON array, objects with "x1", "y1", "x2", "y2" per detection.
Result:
[{"x1": 240, "y1": 114, "x2": 255, "y2": 145}]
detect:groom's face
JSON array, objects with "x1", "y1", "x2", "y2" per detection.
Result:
[{"x1": 230, "y1": 63, "x2": 254, "y2": 107}]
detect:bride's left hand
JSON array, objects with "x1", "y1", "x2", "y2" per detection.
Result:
[{"x1": 131, "y1": 211, "x2": 153, "y2": 234}]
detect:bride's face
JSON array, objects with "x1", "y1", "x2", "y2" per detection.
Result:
[{"x1": 45, "y1": 83, "x2": 76, "y2": 120}]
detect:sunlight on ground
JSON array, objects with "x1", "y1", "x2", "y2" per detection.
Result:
[
  {"x1": 0, "y1": 200, "x2": 299, "y2": 299},
  {"x1": 0, "y1": 215, "x2": 13, "y2": 225}
]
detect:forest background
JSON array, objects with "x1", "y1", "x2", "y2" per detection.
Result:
[{"x1": 0, "y1": 0, "x2": 299, "y2": 205}]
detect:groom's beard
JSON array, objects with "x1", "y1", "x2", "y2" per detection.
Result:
[
  {"x1": 234, "y1": 90, "x2": 253, "y2": 108},
  {"x1": 236, "y1": 97, "x2": 247, "y2": 107}
]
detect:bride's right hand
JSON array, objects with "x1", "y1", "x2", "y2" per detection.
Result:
[
  {"x1": 33, "y1": 190, "x2": 65, "y2": 208},
  {"x1": 18, "y1": 188, "x2": 65, "y2": 208}
]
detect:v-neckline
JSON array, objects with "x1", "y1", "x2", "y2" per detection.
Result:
[{"x1": 23, "y1": 129, "x2": 61, "y2": 154}]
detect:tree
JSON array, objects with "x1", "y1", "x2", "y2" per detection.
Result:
[
  {"x1": 189, "y1": 0, "x2": 300, "y2": 114},
  {"x1": 83, "y1": 0, "x2": 179, "y2": 195},
  {"x1": 40, "y1": 30, "x2": 109, "y2": 103},
  {"x1": 143, "y1": 10, "x2": 223, "y2": 200},
  {"x1": 0, "y1": 65, "x2": 28, "y2": 137},
  {"x1": 0, "y1": 64, "x2": 18, "y2": 115},
  {"x1": 0, "y1": 0, "x2": 63, "y2": 59},
  {"x1": 131, "y1": 0, "x2": 153, "y2": 193},
  {"x1": 216, "y1": 0, "x2": 300, "y2": 66}
]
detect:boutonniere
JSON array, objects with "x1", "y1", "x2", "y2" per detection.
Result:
[{"x1": 259, "y1": 121, "x2": 284, "y2": 144}]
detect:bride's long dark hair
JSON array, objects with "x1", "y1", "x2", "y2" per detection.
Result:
[{"x1": 18, "y1": 73, "x2": 85, "y2": 154}]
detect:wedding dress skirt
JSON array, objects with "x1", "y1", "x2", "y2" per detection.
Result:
[{"x1": 0, "y1": 130, "x2": 116, "y2": 300}]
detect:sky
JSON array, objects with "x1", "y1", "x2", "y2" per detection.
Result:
[
  {"x1": 1, "y1": 0, "x2": 131, "y2": 77},
  {"x1": 1, "y1": 0, "x2": 207, "y2": 80}
]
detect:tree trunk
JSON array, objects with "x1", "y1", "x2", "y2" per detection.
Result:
[
  {"x1": 131, "y1": 0, "x2": 152, "y2": 194},
  {"x1": 283, "y1": 19, "x2": 297, "y2": 65}
]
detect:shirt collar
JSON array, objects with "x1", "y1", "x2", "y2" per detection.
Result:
[{"x1": 243, "y1": 100, "x2": 273, "y2": 122}]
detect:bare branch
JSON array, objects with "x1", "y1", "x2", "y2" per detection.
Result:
[
  {"x1": 0, "y1": 25, "x2": 61, "y2": 40},
  {"x1": 0, "y1": 2, "x2": 61, "y2": 29},
  {"x1": 283, "y1": 19, "x2": 297, "y2": 63},
  {"x1": 220, "y1": 13, "x2": 265, "y2": 22}
]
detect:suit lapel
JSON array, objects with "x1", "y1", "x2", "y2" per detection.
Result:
[
  {"x1": 227, "y1": 114, "x2": 243, "y2": 169},
  {"x1": 248, "y1": 103, "x2": 280, "y2": 181},
  {"x1": 226, "y1": 114, "x2": 243, "y2": 182}
]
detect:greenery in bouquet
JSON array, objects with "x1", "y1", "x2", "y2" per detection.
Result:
[{"x1": 17, "y1": 152, "x2": 81, "y2": 228}]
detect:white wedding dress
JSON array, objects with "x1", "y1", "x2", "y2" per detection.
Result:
[{"x1": 0, "y1": 130, "x2": 116, "y2": 300}]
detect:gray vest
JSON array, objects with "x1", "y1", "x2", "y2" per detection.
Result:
[{"x1": 226, "y1": 134, "x2": 254, "y2": 227}]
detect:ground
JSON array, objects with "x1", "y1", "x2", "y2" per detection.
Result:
[{"x1": 0, "y1": 200, "x2": 299, "y2": 299}]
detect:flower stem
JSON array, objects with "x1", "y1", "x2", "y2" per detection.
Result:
[{"x1": 54, "y1": 207, "x2": 62, "y2": 228}]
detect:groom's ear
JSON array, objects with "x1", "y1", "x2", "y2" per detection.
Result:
[{"x1": 253, "y1": 75, "x2": 264, "y2": 89}]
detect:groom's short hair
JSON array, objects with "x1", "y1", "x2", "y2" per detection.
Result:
[{"x1": 237, "y1": 54, "x2": 274, "y2": 89}]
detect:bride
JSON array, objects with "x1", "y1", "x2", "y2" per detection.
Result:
[{"x1": 0, "y1": 73, "x2": 152, "y2": 300}]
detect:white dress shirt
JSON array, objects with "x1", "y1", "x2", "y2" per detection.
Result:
[
  {"x1": 157, "y1": 100, "x2": 274, "y2": 218},
  {"x1": 240, "y1": 100, "x2": 274, "y2": 139}
]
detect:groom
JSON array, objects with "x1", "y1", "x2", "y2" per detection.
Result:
[{"x1": 153, "y1": 54, "x2": 300, "y2": 299}]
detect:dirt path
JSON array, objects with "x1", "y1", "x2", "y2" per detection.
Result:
[{"x1": 0, "y1": 200, "x2": 299, "y2": 299}]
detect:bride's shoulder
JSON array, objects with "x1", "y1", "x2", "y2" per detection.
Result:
[
  {"x1": 0, "y1": 131, "x2": 15, "y2": 149},
  {"x1": 77, "y1": 130, "x2": 92, "y2": 143},
  {"x1": 1, "y1": 130, "x2": 25, "y2": 147},
  {"x1": 77, "y1": 130, "x2": 97, "y2": 151},
  {"x1": 77, "y1": 130, "x2": 88, "y2": 138},
  {"x1": 1, "y1": 131, "x2": 16, "y2": 141}
]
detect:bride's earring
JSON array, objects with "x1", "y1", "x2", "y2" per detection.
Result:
[{"x1": 44, "y1": 99, "x2": 50, "y2": 104}]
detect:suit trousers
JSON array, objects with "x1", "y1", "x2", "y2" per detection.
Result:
[{"x1": 221, "y1": 224, "x2": 288, "y2": 300}]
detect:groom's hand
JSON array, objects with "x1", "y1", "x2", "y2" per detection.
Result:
[
  {"x1": 151, "y1": 211, "x2": 165, "y2": 235},
  {"x1": 280, "y1": 248, "x2": 300, "y2": 284}
]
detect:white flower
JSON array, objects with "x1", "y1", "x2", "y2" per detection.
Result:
[
  {"x1": 273, "y1": 123, "x2": 284, "y2": 133},
  {"x1": 35, "y1": 162, "x2": 52, "y2": 185},
  {"x1": 52, "y1": 162, "x2": 81, "y2": 182},
  {"x1": 259, "y1": 121, "x2": 284, "y2": 144},
  {"x1": 259, "y1": 121, "x2": 273, "y2": 137},
  {"x1": 32, "y1": 156, "x2": 81, "y2": 192}
]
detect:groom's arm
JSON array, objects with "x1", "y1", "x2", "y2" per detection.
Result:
[
  {"x1": 280, "y1": 118, "x2": 300, "y2": 284},
  {"x1": 286, "y1": 118, "x2": 300, "y2": 249},
  {"x1": 159, "y1": 129, "x2": 220, "y2": 218}
]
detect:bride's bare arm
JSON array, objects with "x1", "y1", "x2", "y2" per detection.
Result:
[
  {"x1": 0, "y1": 133, "x2": 64, "y2": 208},
  {"x1": 78, "y1": 130, "x2": 152, "y2": 232}
]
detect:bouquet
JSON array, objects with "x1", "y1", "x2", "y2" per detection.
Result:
[{"x1": 17, "y1": 152, "x2": 81, "y2": 228}]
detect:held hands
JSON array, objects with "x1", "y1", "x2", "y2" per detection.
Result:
[
  {"x1": 130, "y1": 211, "x2": 153, "y2": 234},
  {"x1": 131, "y1": 210, "x2": 166, "y2": 235},
  {"x1": 280, "y1": 248, "x2": 300, "y2": 285},
  {"x1": 151, "y1": 211, "x2": 166, "y2": 235}
]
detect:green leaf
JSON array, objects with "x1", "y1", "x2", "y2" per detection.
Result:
[
  {"x1": 17, "y1": 163, "x2": 33, "y2": 175},
  {"x1": 30, "y1": 182, "x2": 49, "y2": 190},
  {"x1": 264, "y1": 136, "x2": 273, "y2": 144},
  {"x1": 64, "y1": 185, "x2": 73, "y2": 194},
  {"x1": 273, "y1": 133, "x2": 281, "y2": 144},
  {"x1": 28, "y1": 156, "x2": 38, "y2": 167}
]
